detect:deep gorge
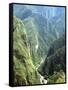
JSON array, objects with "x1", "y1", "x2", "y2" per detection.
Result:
[{"x1": 12, "y1": 4, "x2": 66, "y2": 85}]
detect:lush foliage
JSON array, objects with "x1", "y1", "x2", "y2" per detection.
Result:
[
  {"x1": 13, "y1": 16, "x2": 41, "y2": 86},
  {"x1": 38, "y1": 36, "x2": 66, "y2": 83},
  {"x1": 13, "y1": 5, "x2": 66, "y2": 85}
]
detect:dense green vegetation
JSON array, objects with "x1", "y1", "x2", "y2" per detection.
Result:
[
  {"x1": 23, "y1": 14, "x2": 62, "y2": 67},
  {"x1": 12, "y1": 5, "x2": 66, "y2": 85},
  {"x1": 47, "y1": 70, "x2": 65, "y2": 84},
  {"x1": 38, "y1": 35, "x2": 66, "y2": 83},
  {"x1": 13, "y1": 16, "x2": 41, "y2": 86}
]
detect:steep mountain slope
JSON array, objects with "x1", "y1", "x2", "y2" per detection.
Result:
[
  {"x1": 23, "y1": 17, "x2": 42, "y2": 67},
  {"x1": 38, "y1": 35, "x2": 66, "y2": 83},
  {"x1": 23, "y1": 14, "x2": 57, "y2": 67},
  {"x1": 13, "y1": 5, "x2": 65, "y2": 20},
  {"x1": 13, "y1": 5, "x2": 65, "y2": 68},
  {"x1": 14, "y1": 5, "x2": 33, "y2": 20},
  {"x1": 13, "y1": 5, "x2": 66, "y2": 84},
  {"x1": 13, "y1": 16, "x2": 41, "y2": 86},
  {"x1": 47, "y1": 34, "x2": 65, "y2": 57},
  {"x1": 50, "y1": 15, "x2": 65, "y2": 39},
  {"x1": 14, "y1": 5, "x2": 65, "y2": 40}
]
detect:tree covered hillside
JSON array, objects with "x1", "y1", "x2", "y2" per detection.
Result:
[
  {"x1": 12, "y1": 4, "x2": 66, "y2": 85},
  {"x1": 13, "y1": 16, "x2": 41, "y2": 86},
  {"x1": 38, "y1": 35, "x2": 66, "y2": 83}
]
